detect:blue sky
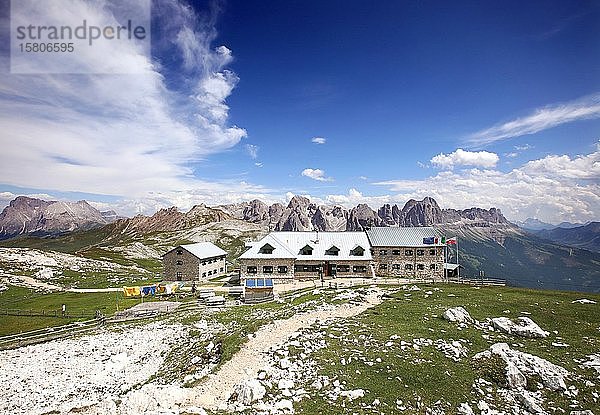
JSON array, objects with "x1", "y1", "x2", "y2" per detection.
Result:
[{"x1": 0, "y1": 0, "x2": 599, "y2": 223}]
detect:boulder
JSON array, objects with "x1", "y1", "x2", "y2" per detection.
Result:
[
  {"x1": 443, "y1": 307, "x2": 474, "y2": 324},
  {"x1": 340, "y1": 389, "x2": 365, "y2": 400},
  {"x1": 230, "y1": 379, "x2": 266, "y2": 405},
  {"x1": 491, "y1": 316, "x2": 549, "y2": 338},
  {"x1": 474, "y1": 343, "x2": 569, "y2": 391}
]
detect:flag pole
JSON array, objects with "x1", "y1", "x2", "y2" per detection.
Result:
[{"x1": 456, "y1": 236, "x2": 460, "y2": 282}]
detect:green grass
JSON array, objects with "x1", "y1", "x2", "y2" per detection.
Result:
[{"x1": 292, "y1": 284, "x2": 600, "y2": 414}]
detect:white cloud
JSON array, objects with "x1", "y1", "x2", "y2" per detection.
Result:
[
  {"x1": 325, "y1": 188, "x2": 390, "y2": 207},
  {"x1": 430, "y1": 149, "x2": 499, "y2": 169},
  {"x1": 468, "y1": 93, "x2": 600, "y2": 146},
  {"x1": 254, "y1": 162, "x2": 263, "y2": 168},
  {"x1": 374, "y1": 147, "x2": 600, "y2": 223},
  {"x1": 505, "y1": 152, "x2": 518, "y2": 158},
  {"x1": 246, "y1": 144, "x2": 259, "y2": 159},
  {"x1": 514, "y1": 144, "x2": 533, "y2": 151},
  {"x1": 0, "y1": 0, "x2": 248, "y2": 200},
  {"x1": 301, "y1": 168, "x2": 334, "y2": 182},
  {"x1": 311, "y1": 137, "x2": 326, "y2": 144}
]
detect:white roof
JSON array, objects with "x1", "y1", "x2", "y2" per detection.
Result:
[
  {"x1": 175, "y1": 242, "x2": 227, "y2": 259},
  {"x1": 239, "y1": 231, "x2": 372, "y2": 261},
  {"x1": 366, "y1": 227, "x2": 442, "y2": 247}
]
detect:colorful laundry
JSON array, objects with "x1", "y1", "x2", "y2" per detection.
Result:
[
  {"x1": 122, "y1": 286, "x2": 141, "y2": 297},
  {"x1": 141, "y1": 285, "x2": 157, "y2": 296}
]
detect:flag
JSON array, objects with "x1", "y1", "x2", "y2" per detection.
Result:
[
  {"x1": 423, "y1": 237, "x2": 435, "y2": 244},
  {"x1": 446, "y1": 237, "x2": 457, "y2": 245},
  {"x1": 441, "y1": 236, "x2": 446, "y2": 244}
]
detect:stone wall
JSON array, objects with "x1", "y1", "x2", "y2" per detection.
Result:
[
  {"x1": 239, "y1": 258, "x2": 295, "y2": 284},
  {"x1": 163, "y1": 248, "x2": 227, "y2": 281},
  {"x1": 371, "y1": 245, "x2": 444, "y2": 280}
]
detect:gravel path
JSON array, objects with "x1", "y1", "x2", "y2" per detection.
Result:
[{"x1": 185, "y1": 289, "x2": 382, "y2": 411}]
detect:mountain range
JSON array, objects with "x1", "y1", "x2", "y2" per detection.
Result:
[
  {"x1": 1, "y1": 195, "x2": 598, "y2": 292},
  {"x1": 0, "y1": 196, "x2": 120, "y2": 240}
]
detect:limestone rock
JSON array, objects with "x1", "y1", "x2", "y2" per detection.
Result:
[
  {"x1": 443, "y1": 307, "x2": 474, "y2": 324},
  {"x1": 230, "y1": 379, "x2": 266, "y2": 405},
  {"x1": 491, "y1": 317, "x2": 549, "y2": 338},
  {"x1": 474, "y1": 343, "x2": 569, "y2": 391}
]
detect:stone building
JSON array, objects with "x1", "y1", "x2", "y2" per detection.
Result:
[
  {"x1": 238, "y1": 231, "x2": 374, "y2": 284},
  {"x1": 162, "y1": 242, "x2": 227, "y2": 281},
  {"x1": 365, "y1": 227, "x2": 444, "y2": 280}
]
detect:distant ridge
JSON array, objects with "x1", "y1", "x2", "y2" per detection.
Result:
[{"x1": 0, "y1": 196, "x2": 109, "y2": 240}]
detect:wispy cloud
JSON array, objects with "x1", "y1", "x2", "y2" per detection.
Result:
[
  {"x1": 467, "y1": 93, "x2": 600, "y2": 147},
  {"x1": 430, "y1": 149, "x2": 499, "y2": 169},
  {"x1": 0, "y1": 0, "x2": 249, "y2": 201},
  {"x1": 246, "y1": 144, "x2": 259, "y2": 159},
  {"x1": 311, "y1": 136, "x2": 326, "y2": 145},
  {"x1": 374, "y1": 146, "x2": 600, "y2": 223},
  {"x1": 301, "y1": 168, "x2": 334, "y2": 182}
]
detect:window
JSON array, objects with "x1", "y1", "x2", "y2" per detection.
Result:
[
  {"x1": 214, "y1": 269, "x2": 218, "y2": 274},
  {"x1": 202, "y1": 261, "x2": 206, "y2": 266},
  {"x1": 405, "y1": 264, "x2": 413, "y2": 271},
  {"x1": 259, "y1": 243, "x2": 275, "y2": 254},
  {"x1": 392, "y1": 250, "x2": 401, "y2": 255},
  {"x1": 176, "y1": 272, "x2": 182, "y2": 281},
  {"x1": 202, "y1": 272, "x2": 206, "y2": 277},
  {"x1": 294, "y1": 264, "x2": 320, "y2": 272},
  {"x1": 300, "y1": 245, "x2": 313, "y2": 255},
  {"x1": 353, "y1": 266, "x2": 367, "y2": 273},
  {"x1": 176, "y1": 260, "x2": 183, "y2": 265},
  {"x1": 263, "y1": 266, "x2": 273, "y2": 274},
  {"x1": 405, "y1": 249, "x2": 413, "y2": 256},
  {"x1": 430, "y1": 264, "x2": 436, "y2": 270},
  {"x1": 176, "y1": 250, "x2": 183, "y2": 255},
  {"x1": 247, "y1": 266, "x2": 257, "y2": 274},
  {"x1": 277, "y1": 266, "x2": 288, "y2": 274},
  {"x1": 417, "y1": 264, "x2": 425, "y2": 270},
  {"x1": 220, "y1": 267, "x2": 224, "y2": 272},
  {"x1": 392, "y1": 264, "x2": 401, "y2": 271},
  {"x1": 350, "y1": 246, "x2": 365, "y2": 256},
  {"x1": 208, "y1": 270, "x2": 212, "y2": 276},
  {"x1": 325, "y1": 246, "x2": 340, "y2": 256},
  {"x1": 337, "y1": 265, "x2": 350, "y2": 272},
  {"x1": 416, "y1": 249, "x2": 425, "y2": 256},
  {"x1": 430, "y1": 249, "x2": 436, "y2": 255},
  {"x1": 379, "y1": 263, "x2": 387, "y2": 270},
  {"x1": 379, "y1": 250, "x2": 388, "y2": 255}
]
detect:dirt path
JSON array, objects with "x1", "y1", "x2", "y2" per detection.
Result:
[
  {"x1": 0, "y1": 274, "x2": 64, "y2": 292},
  {"x1": 185, "y1": 289, "x2": 382, "y2": 411}
]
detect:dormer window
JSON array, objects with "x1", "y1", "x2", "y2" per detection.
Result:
[
  {"x1": 325, "y1": 245, "x2": 339, "y2": 256},
  {"x1": 259, "y1": 243, "x2": 275, "y2": 254},
  {"x1": 176, "y1": 249, "x2": 183, "y2": 255},
  {"x1": 300, "y1": 244, "x2": 313, "y2": 255},
  {"x1": 350, "y1": 246, "x2": 365, "y2": 256}
]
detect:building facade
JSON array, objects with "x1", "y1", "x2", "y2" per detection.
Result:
[
  {"x1": 163, "y1": 242, "x2": 227, "y2": 281},
  {"x1": 366, "y1": 227, "x2": 444, "y2": 280},
  {"x1": 238, "y1": 227, "x2": 445, "y2": 285},
  {"x1": 238, "y1": 231, "x2": 374, "y2": 284}
]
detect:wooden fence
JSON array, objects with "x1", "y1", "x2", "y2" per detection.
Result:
[{"x1": 0, "y1": 308, "x2": 97, "y2": 319}]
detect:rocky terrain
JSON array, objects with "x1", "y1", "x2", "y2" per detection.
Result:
[
  {"x1": 216, "y1": 195, "x2": 513, "y2": 235},
  {"x1": 0, "y1": 196, "x2": 111, "y2": 240},
  {"x1": 0, "y1": 284, "x2": 598, "y2": 415}
]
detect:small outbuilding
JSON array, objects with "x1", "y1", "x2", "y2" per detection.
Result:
[{"x1": 162, "y1": 242, "x2": 227, "y2": 281}]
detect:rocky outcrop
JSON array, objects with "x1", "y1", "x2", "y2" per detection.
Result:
[
  {"x1": 218, "y1": 195, "x2": 510, "y2": 233},
  {"x1": 0, "y1": 196, "x2": 108, "y2": 239},
  {"x1": 443, "y1": 307, "x2": 474, "y2": 324},
  {"x1": 491, "y1": 317, "x2": 549, "y2": 338},
  {"x1": 348, "y1": 204, "x2": 382, "y2": 231},
  {"x1": 474, "y1": 343, "x2": 569, "y2": 391},
  {"x1": 110, "y1": 204, "x2": 232, "y2": 237}
]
